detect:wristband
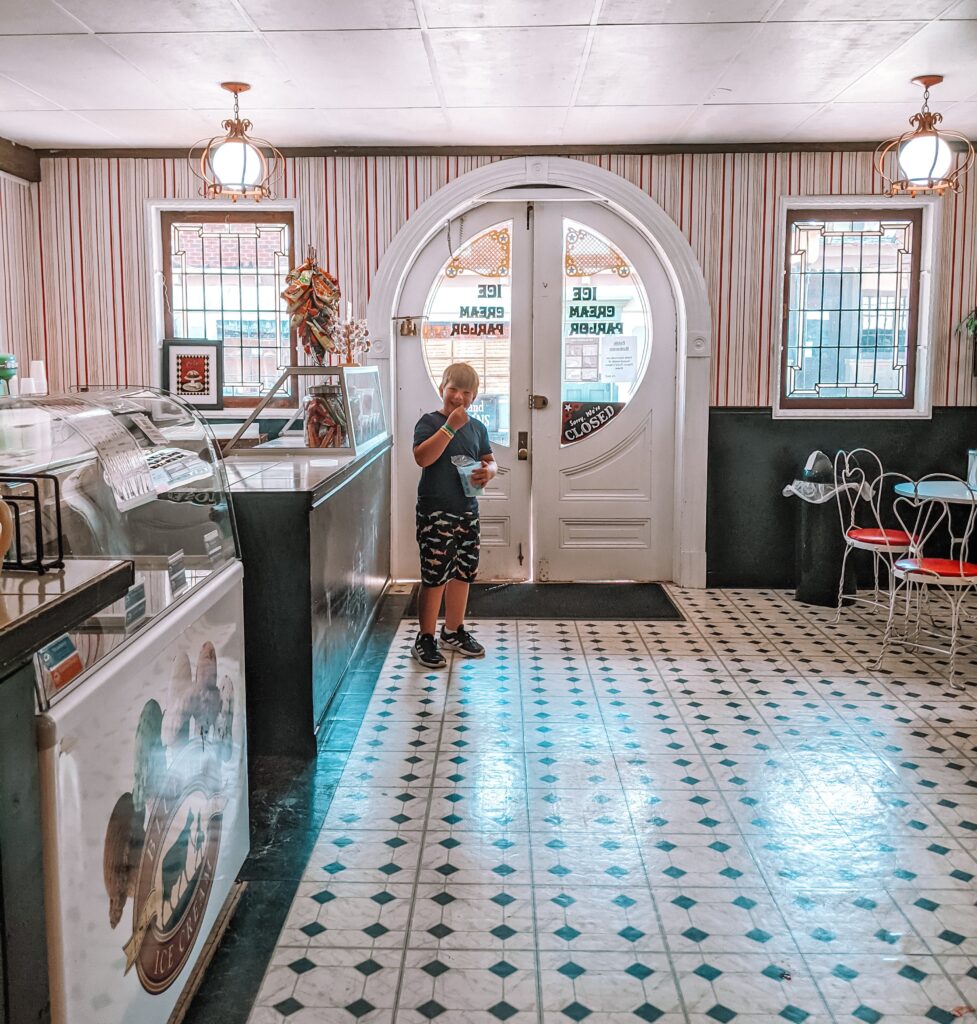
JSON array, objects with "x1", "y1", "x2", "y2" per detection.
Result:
[{"x1": 440, "y1": 424, "x2": 456, "y2": 439}]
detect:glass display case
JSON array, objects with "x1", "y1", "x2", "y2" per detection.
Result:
[
  {"x1": 0, "y1": 387, "x2": 239, "y2": 709},
  {"x1": 221, "y1": 364, "x2": 388, "y2": 457}
]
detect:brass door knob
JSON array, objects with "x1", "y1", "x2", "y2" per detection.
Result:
[{"x1": 518, "y1": 447, "x2": 529, "y2": 461}]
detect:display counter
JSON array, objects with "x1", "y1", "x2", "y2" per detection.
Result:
[
  {"x1": 1, "y1": 387, "x2": 249, "y2": 1024},
  {"x1": 227, "y1": 437, "x2": 392, "y2": 758},
  {"x1": 0, "y1": 558, "x2": 133, "y2": 1024}
]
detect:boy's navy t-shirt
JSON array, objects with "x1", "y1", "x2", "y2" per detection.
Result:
[{"x1": 414, "y1": 411, "x2": 493, "y2": 514}]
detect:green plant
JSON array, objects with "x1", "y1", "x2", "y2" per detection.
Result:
[{"x1": 961, "y1": 307, "x2": 977, "y2": 377}]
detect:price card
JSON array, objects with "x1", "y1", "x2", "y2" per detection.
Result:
[
  {"x1": 124, "y1": 582, "x2": 147, "y2": 632},
  {"x1": 130, "y1": 413, "x2": 168, "y2": 446},
  {"x1": 203, "y1": 529, "x2": 223, "y2": 565},
  {"x1": 167, "y1": 549, "x2": 188, "y2": 595},
  {"x1": 37, "y1": 634, "x2": 84, "y2": 690}
]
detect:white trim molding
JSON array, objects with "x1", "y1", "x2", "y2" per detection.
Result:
[
  {"x1": 771, "y1": 194, "x2": 942, "y2": 420},
  {"x1": 367, "y1": 156, "x2": 712, "y2": 588}
]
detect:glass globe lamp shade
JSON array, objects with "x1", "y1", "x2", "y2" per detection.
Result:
[
  {"x1": 210, "y1": 139, "x2": 263, "y2": 193},
  {"x1": 898, "y1": 132, "x2": 952, "y2": 185}
]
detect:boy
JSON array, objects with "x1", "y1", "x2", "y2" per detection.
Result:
[{"x1": 411, "y1": 362, "x2": 497, "y2": 668}]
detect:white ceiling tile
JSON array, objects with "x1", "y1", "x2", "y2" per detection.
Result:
[
  {"x1": 774, "y1": 0, "x2": 952, "y2": 18},
  {"x1": 599, "y1": 0, "x2": 777, "y2": 22},
  {"x1": 681, "y1": 103, "x2": 819, "y2": 142},
  {"x1": 57, "y1": 0, "x2": 250, "y2": 32},
  {"x1": 0, "y1": 73, "x2": 59, "y2": 111},
  {"x1": 835, "y1": 20, "x2": 977, "y2": 102},
  {"x1": 430, "y1": 27, "x2": 588, "y2": 107},
  {"x1": 80, "y1": 108, "x2": 214, "y2": 146},
  {"x1": 564, "y1": 105, "x2": 694, "y2": 143},
  {"x1": 105, "y1": 32, "x2": 297, "y2": 109},
  {"x1": 0, "y1": 0, "x2": 86, "y2": 33},
  {"x1": 237, "y1": 0, "x2": 418, "y2": 30},
  {"x1": 940, "y1": 0, "x2": 977, "y2": 15},
  {"x1": 785, "y1": 101, "x2": 927, "y2": 142},
  {"x1": 713, "y1": 20, "x2": 925, "y2": 103},
  {"x1": 579, "y1": 24, "x2": 754, "y2": 106},
  {"x1": 444, "y1": 106, "x2": 567, "y2": 144},
  {"x1": 937, "y1": 101, "x2": 977, "y2": 134},
  {"x1": 0, "y1": 110, "x2": 121, "y2": 147},
  {"x1": 265, "y1": 30, "x2": 439, "y2": 107},
  {"x1": 0, "y1": 35, "x2": 171, "y2": 109},
  {"x1": 287, "y1": 108, "x2": 450, "y2": 145},
  {"x1": 424, "y1": 0, "x2": 594, "y2": 28}
]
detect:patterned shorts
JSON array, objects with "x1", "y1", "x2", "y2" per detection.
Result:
[{"x1": 416, "y1": 509, "x2": 480, "y2": 587}]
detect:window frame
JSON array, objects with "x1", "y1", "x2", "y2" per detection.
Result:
[
  {"x1": 160, "y1": 209, "x2": 297, "y2": 409},
  {"x1": 772, "y1": 194, "x2": 941, "y2": 420}
]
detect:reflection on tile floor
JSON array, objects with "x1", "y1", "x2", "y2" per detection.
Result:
[{"x1": 247, "y1": 589, "x2": 977, "y2": 1023}]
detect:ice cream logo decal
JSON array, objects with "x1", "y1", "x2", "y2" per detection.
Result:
[{"x1": 102, "y1": 642, "x2": 235, "y2": 994}]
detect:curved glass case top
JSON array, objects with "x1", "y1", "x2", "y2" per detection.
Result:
[{"x1": 1, "y1": 387, "x2": 240, "y2": 705}]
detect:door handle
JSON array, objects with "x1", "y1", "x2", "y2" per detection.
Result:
[
  {"x1": 529, "y1": 394, "x2": 548, "y2": 410},
  {"x1": 517, "y1": 430, "x2": 529, "y2": 460}
]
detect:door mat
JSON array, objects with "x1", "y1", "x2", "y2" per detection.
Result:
[{"x1": 403, "y1": 582, "x2": 683, "y2": 621}]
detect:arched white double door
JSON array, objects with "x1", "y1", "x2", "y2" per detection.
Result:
[{"x1": 394, "y1": 197, "x2": 676, "y2": 583}]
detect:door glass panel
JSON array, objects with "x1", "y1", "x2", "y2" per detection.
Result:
[
  {"x1": 560, "y1": 218, "x2": 650, "y2": 446},
  {"x1": 422, "y1": 221, "x2": 512, "y2": 447}
]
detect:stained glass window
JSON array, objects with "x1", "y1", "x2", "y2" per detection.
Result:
[
  {"x1": 781, "y1": 210, "x2": 921, "y2": 409},
  {"x1": 422, "y1": 221, "x2": 512, "y2": 447},
  {"x1": 163, "y1": 213, "x2": 295, "y2": 406}
]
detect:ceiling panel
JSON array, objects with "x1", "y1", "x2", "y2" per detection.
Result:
[
  {"x1": 785, "y1": 101, "x2": 927, "y2": 141},
  {"x1": 773, "y1": 0, "x2": 954, "y2": 19},
  {"x1": 57, "y1": 0, "x2": 250, "y2": 32},
  {"x1": 0, "y1": 110, "x2": 121, "y2": 146},
  {"x1": 291, "y1": 108, "x2": 451, "y2": 145},
  {"x1": 940, "y1": 0, "x2": 977, "y2": 15},
  {"x1": 266, "y1": 30, "x2": 439, "y2": 107},
  {"x1": 598, "y1": 0, "x2": 777, "y2": 23},
  {"x1": 0, "y1": 73, "x2": 58, "y2": 111},
  {"x1": 429, "y1": 27, "x2": 588, "y2": 107},
  {"x1": 81, "y1": 108, "x2": 215, "y2": 146},
  {"x1": 105, "y1": 32, "x2": 298, "y2": 109},
  {"x1": 237, "y1": 0, "x2": 418, "y2": 31},
  {"x1": 680, "y1": 103, "x2": 819, "y2": 142},
  {"x1": 713, "y1": 20, "x2": 926, "y2": 104},
  {"x1": 0, "y1": 0, "x2": 85, "y2": 34},
  {"x1": 424, "y1": 0, "x2": 595, "y2": 28},
  {"x1": 564, "y1": 105, "x2": 694, "y2": 144},
  {"x1": 579, "y1": 24, "x2": 755, "y2": 106},
  {"x1": 835, "y1": 19, "x2": 977, "y2": 102},
  {"x1": 444, "y1": 106, "x2": 567, "y2": 144},
  {"x1": 0, "y1": 35, "x2": 171, "y2": 109}
]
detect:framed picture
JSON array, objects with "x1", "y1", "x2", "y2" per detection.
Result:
[{"x1": 161, "y1": 339, "x2": 223, "y2": 410}]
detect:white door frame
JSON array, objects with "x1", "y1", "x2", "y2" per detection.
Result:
[{"x1": 367, "y1": 156, "x2": 711, "y2": 588}]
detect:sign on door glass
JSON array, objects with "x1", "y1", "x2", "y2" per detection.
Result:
[
  {"x1": 561, "y1": 219, "x2": 651, "y2": 446},
  {"x1": 422, "y1": 221, "x2": 512, "y2": 447}
]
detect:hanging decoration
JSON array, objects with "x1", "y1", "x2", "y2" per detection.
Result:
[
  {"x1": 875, "y1": 75, "x2": 975, "y2": 197},
  {"x1": 281, "y1": 248, "x2": 343, "y2": 365},
  {"x1": 189, "y1": 82, "x2": 283, "y2": 202}
]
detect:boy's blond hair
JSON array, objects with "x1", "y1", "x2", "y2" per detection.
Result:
[{"x1": 440, "y1": 362, "x2": 480, "y2": 395}]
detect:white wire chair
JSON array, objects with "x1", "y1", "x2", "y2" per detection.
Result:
[
  {"x1": 877, "y1": 473, "x2": 977, "y2": 686},
  {"x1": 833, "y1": 448, "x2": 914, "y2": 623}
]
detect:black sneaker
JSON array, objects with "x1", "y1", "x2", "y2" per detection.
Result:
[
  {"x1": 411, "y1": 632, "x2": 446, "y2": 669},
  {"x1": 440, "y1": 625, "x2": 485, "y2": 658}
]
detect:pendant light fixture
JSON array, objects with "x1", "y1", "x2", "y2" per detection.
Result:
[
  {"x1": 189, "y1": 82, "x2": 283, "y2": 202},
  {"x1": 875, "y1": 75, "x2": 975, "y2": 197}
]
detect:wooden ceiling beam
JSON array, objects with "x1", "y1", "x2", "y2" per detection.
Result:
[{"x1": 0, "y1": 136, "x2": 40, "y2": 182}]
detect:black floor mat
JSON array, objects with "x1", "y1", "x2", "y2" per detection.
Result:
[{"x1": 403, "y1": 582, "x2": 683, "y2": 620}]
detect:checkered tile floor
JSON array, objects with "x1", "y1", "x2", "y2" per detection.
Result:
[{"x1": 247, "y1": 588, "x2": 977, "y2": 1023}]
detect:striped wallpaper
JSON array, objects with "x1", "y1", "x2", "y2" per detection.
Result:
[{"x1": 2, "y1": 151, "x2": 975, "y2": 406}]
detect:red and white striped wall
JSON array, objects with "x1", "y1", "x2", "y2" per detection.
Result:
[{"x1": 1, "y1": 151, "x2": 974, "y2": 406}]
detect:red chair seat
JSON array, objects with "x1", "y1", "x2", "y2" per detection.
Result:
[
  {"x1": 847, "y1": 527, "x2": 912, "y2": 547},
  {"x1": 894, "y1": 557, "x2": 977, "y2": 579}
]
